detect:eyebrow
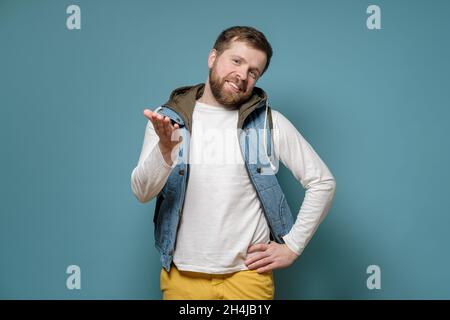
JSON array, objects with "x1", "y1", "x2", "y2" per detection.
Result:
[{"x1": 231, "y1": 55, "x2": 261, "y2": 75}]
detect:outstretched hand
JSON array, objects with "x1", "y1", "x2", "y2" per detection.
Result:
[{"x1": 143, "y1": 109, "x2": 182, "y2": 165}]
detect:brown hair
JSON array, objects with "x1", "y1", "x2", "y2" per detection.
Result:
[{"x1": 213, "y1": 26, "x2": 273, "y2": 76}]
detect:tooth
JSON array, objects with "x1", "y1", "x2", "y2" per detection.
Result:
[{"x1": 229, "y1": 82, "x2": 239, "y2": 90}]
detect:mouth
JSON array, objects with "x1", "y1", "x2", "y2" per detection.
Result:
[{"x1": 225, "y1": 80, "x2": 242, "y2": 93}]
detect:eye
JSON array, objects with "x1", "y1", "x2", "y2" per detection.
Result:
[
  {"x1": 232, "y1": 59, "x2": 240, "y2": 65},
  {"x1": 249, "y1": 71, "x2": 257, "y2": 79}
]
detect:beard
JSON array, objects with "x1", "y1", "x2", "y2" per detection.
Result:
[{"x1": 208, "y1": 62, "x2": 253, "y2": 109}]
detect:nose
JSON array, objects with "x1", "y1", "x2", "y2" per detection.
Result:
[{"x1": 235, "y1": 66, "x2": 248, "y2": 82}]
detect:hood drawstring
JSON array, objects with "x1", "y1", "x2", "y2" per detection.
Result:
[{"x1": 263, "y1": 100, "x2": 277, "y2": 172}]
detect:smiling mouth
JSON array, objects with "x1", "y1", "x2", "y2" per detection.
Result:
[{"x1": 226, "y1": 80, "x2": 242, "y2": 93}]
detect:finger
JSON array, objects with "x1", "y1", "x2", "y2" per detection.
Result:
[
  {"x1": 247, "y1": 257, "x2": 272, "y2": 270},
  {"x1": 256, "y1": 262, "x2": 277, "y2": 274},
  {"x1": 144, "y1": 109, "x2": 160, "y2": 122},
  {"x1": 169, "y1": 122, "x2": 183, "y2": 143},
  {"x1": 148, "y1": 114, "x2": 160, "y2": 130},
  {"x1": 154, "y1": 115, "x2": 165, "y2": 131},
  {"x1": 165, "y1": 118, "x2": 178, "y2": 142},
  {"x1": 163, "y1": 117, "x2": 172, "y2": 138},
  {"x1": 247, "y1": 243, "x2": 268, "y2": 253},
  {"x1": 244, "y1": 252, "x2": 269, "y2": 266},
  {"x1": 143, "y1": 109, "x2": 153, "y2": 120},
  {"x1": 144, "y1": 110, "x2": 158, "y2": 125},
  {"x1": 172, "y1": 123, "x2": 181, "y2": 140},
  {"x1": 175, "y1": 134, "x2": 183, "y2": 144},
  {"x1": 152, "y1": 117, "x2": 162, "y2": 133}
]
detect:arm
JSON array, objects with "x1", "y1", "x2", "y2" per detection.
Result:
[
  {"x1": 274, "y1": 110, "x2": 336, "y2": 256},
  {"x1": 130, "y1": 109, "x2": 182, "y2": 203},
  {"x1": 245, "y1": 110, "x2": 336, "y2": 272}
]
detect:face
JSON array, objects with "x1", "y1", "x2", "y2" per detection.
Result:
[{"x1": 208, "y1": 40, "x2": 267, "y2": 108}]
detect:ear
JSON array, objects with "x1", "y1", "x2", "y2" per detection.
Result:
[{"x1": 208, "y1": 49, "x2": 218, "y2": 69}]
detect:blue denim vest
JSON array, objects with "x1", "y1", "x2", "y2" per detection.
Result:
[{"x1": 153, "y1": 89, "x2": 294, "y2": 272}]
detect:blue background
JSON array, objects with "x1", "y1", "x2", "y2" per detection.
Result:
[{"x1": 1, "y1": 0, "x2": 449, "y2": 299}]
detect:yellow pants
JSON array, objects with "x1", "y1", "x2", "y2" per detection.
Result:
[{"x1": 160, "y1": 264, "x2": 275, "y2": 300}]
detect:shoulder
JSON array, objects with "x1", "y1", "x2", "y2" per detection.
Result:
[
  {"x1": 270, "y1": 108, "x2": 296, "y2": 131},
  {"x1": 269, "y1": 107, "x2": 310, "y2": 146}
]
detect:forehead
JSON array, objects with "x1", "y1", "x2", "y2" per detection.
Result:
[{"x1": 222, "y1": 40, "x2": 267, "y2": 68}]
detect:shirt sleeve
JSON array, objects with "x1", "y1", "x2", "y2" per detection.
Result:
[
  {"x1": 130, "y1": 116, "x2": 180, "y2": 203},
  {"x1": 271, "y1": 110, "x2": 337, "y2": 256}
]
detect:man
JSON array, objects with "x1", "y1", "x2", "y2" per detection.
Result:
[{"x1": 131, "y1": 26, "x2": 336, "y2": 300}]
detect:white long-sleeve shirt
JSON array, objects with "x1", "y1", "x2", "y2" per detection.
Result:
[{"x1": 131, "y1": 101, "x2": 336, "y2": 274}]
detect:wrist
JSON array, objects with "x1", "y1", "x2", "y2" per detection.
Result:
[{"x1": 284, "y1": 244, "x2": 299, "y2": 259}]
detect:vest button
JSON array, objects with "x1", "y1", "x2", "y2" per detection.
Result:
[
  {"x1": 179, "y1": 169, "x2": 185, "y2": 175},
  {"x1": 256, "y1": 167, "x2": 262, "y2": 173}
]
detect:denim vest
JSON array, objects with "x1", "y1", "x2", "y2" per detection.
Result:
[{"x1": 153, "y1": 101, "x2": 294, "y2": 272}]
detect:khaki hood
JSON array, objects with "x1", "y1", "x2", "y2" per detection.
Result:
[{"x1": 163, "y1": 83, "x2": 268, "y2": 132}]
